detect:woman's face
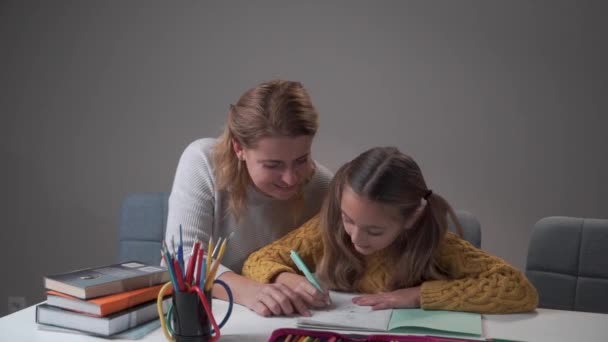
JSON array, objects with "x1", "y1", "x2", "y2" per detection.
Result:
[
  {"x1": 340, "y1": 185, "x2": 405, "y2": 255},
  {"x1": 237, "y1": 135, "x2": 314, "y2": 200}
]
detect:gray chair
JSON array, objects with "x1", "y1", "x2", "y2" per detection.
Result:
[
  {"x1": 525, "y1": 216, "x2": 608, "y2": 313},
  {"x1": 116, "y1": 193, "x2": 482, "y2": 265},
  {"x1": 117, "y1": 192, "x2": 169, "y2": 265},
  {"x1": 450, "y1": 210, "x2": 481, "y2": 249}
]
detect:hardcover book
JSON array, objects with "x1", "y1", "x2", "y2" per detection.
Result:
[
  {"x1": 44, "y1": 261, "x2": 170, "y2": 299},
  {"x1": 37, "y1": 318, "x2": 161, "y2": 340},
  {"x1": 46, "y1": 283, "x2": 171, "y2": 316},
  {"x1": 35, "y1": 297, "x2": 171, "y2": 337}
]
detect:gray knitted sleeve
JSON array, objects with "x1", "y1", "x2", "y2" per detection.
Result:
[{"x1": 164, "y1": 139, "x2": 215, "y2": 266}]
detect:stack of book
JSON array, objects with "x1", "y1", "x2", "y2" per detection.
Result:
[{"x1": 36, "y1": 261, "x2": 172, "y2": 338}]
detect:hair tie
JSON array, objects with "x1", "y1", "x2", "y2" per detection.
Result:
[{"x1": 423, "y1": 190, "x2": 433, "y2": 200}]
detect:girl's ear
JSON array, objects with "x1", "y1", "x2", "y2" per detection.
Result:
[
  {"x1": 231, "y1": 139, "x2": 244, "y2": 160},
  {"x1": 404, "y1": 201, "x2": 427, "y2": 230}
]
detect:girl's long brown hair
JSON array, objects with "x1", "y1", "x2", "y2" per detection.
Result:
[
  {"x1": 213, "y1": 80, "x2": 319, "y2": 220},
  {"x1": 317, "y1": 147, "x2": 464, "y2": 291}
]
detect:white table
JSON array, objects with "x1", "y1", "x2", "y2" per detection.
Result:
[{"x1": 2, "y1": 300, "x2": 608, "y2": 342}]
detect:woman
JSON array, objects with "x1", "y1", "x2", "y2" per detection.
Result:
[{"x1": 164, "y1": 80, "x2": 332, "y2": 316}]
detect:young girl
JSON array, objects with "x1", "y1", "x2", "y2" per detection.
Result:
[
  {"x1": 164, "y1": 80, "x2": 332, "y2": 317},
  {"x1": 243, "y1": 147, "x2": 538, "y2": 314}
]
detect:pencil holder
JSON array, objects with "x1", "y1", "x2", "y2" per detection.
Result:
[
  {"x1": 168, "y1": 280, "x2": 233, "y2": 342},
  {"x1": 172, "y1": 290, "x2": 210, "y2": 341}
]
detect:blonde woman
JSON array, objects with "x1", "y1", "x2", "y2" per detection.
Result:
[
  {"x1": 164, "y1": 80, "x2": 332, "y2": 316},
  {"x1": 243, "y1": 147, "x2": 538, "y2": 315}
]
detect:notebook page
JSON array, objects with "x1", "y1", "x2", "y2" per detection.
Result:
[{"x1": 297, "y1": 292, "x2": 391, "y2": 331}]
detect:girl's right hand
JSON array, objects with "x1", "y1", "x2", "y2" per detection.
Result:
[
  {"x1": 275, "y1": 272, "x2": 332, "y2": 309},
  {"x1": 243, "y1": 282, "x2": 312, "y2": 317}
]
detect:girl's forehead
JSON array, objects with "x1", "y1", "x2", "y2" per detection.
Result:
[{"x1": 340, "y1": 185, "x2": 402, "y2": 226}]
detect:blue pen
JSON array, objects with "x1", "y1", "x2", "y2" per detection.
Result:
[
  {"x1": 199, "y1": 255, "x2": 207, "y2": 290},
  {"x1": 290, "y1": 250, "x2": 323, "y2": 292},
  {"x1": 161, "y1": 242, "x2": 180, "y2": 292},
  {"x1": 178, "y1": 225, "x2": 184, "y2": 273}
]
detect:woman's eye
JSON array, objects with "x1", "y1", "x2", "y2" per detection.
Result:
[
  {"x1": 367, "y1": 230, "x2": 384, "y2": 237},
  {"x1": 263, "y1": 164, "x2": 280, "y2": 169}
]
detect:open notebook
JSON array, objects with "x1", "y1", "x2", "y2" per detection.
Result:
[{"x1": 297, "y1": 292, "x2": 483, "y2": 339}]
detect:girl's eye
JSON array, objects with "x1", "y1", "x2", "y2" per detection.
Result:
[
  {"x1": 263, "y1": 163, "x2": 280, "y2": 169},
  {"x1": 367, "y1": 230, "x2": 384, "y2": 237}
]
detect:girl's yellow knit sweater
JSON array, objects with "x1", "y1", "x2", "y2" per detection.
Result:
[{"x1": 242, "y1": 215, "x2": 538, "y2": 314}]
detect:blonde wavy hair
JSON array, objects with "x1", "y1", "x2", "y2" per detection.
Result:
[
  {"x1": 213, "y1": 80, "x2": 319, "y2": 220},
  {"x1": 317, "y1": 147, "x2": 464, "y2": 292}
]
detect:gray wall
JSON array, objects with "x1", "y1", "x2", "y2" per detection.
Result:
[{"x1": 1, "y1": 1, "x2": 606, "y2": 317}]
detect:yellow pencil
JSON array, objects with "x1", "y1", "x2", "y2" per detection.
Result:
[
  {"x1": 204, "y1": 236, "x2": 229, "y2": 290},
  {"x1": 205, "y1": 235, "x2": 214, "y2": 280}
]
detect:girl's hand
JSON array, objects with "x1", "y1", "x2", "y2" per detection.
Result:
[
  {"x1": 275, "y1": 272, "x2": 332, "y2": 308},
  {"x1": 352, "y1": 286, "x2": 421, "y2": 310},
  {"x1": 242, "y1": 282, "x2": 311, "y2": 317}
]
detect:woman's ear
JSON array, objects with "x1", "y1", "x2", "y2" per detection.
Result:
[{"x1": 231, "y1": 139, "x2": 244, "y2": 160}]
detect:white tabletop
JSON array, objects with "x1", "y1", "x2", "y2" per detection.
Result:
[{"x1": 2, "y1": 300, "x2": 608, "y2": 342}]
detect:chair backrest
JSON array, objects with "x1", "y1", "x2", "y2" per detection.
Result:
[
  {"x1": 117, "y1": 192, "x2": 169, "y2": 266},
  {"x1": 116, "y1": 192, "x2": 482, "y2": 264},
  {"x1": 525, "y1": 216, "x2": 608, "y2": 314},
  {"x1": 451, "y1": 210, "x2": 482, "y2": 249}
]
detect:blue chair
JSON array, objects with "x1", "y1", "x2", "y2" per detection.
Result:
[
  {"x1": 451, "y1": 210, "x2": 481, "y2": 249},
  {"x1": 117, "y1": 192, "x2": 169, "y2": 265},
  {"x1": 116, "y1": 193, "x2": 482, "y2": 265},
  {"x1": 525, "y1": 216, "x2": 608, "y2": 313}
]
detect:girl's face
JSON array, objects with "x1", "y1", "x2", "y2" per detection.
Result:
[
  {"x1": 340, "y1": 185, "x2": 406, "y2": 255},
  {"x1": 236, "y1": 135, "x2": 314, "y2": 200}
]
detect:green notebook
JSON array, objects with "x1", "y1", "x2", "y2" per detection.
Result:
[
  {"x1": 388, "y1": 308, "x2": 482, "y2": 337},
  {"x1": 297, "y1": 292, "x2": 482, "y2": 339}
]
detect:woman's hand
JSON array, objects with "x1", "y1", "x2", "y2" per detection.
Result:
[
  {"x1": 213, "y1": 271, "x2": 311, "y2": 317},
  {"x1": 352, "y1": 286, "x2": 421, "y2": 310},
  {"x1": 275, "y1": 272, "x2": 332, "y2": 308},
  {"x1": 241, "y1": 282, "x2": 312, "y2": 317}
]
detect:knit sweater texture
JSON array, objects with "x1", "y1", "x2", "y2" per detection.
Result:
[
  {"x1": 164, "y1": 138, "x2": 332, "y2": 277},
  {"x1": 242, "y1": 215, "x2": 539, "y2": 314}
]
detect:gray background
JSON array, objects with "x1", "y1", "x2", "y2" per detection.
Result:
[{"x1": 1, "y1": 1, "x2": 606, "y2": 317}]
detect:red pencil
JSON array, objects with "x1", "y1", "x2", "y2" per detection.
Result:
[
  {"x1": 185, "y1": 240, "x2": 200, "y2": 284},
  {"x1": 172, "y1": 258, "x2": 186, "y2": 292}
]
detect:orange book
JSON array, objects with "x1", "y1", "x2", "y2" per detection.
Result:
[{"x1": 46, "y1": 284, "x2": 172, "y2": 317}]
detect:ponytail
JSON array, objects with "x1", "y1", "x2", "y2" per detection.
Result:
[{"x1": 424, "y1": 191, "x2": 464, "y2": 239}]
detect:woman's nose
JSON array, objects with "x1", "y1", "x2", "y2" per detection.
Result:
[
  {"x1": 350, "y1": 226, "x2": 366, "y2": 245},
  {"x1": 281, "y1": 168, "x2": 298, "y2": 186}
]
